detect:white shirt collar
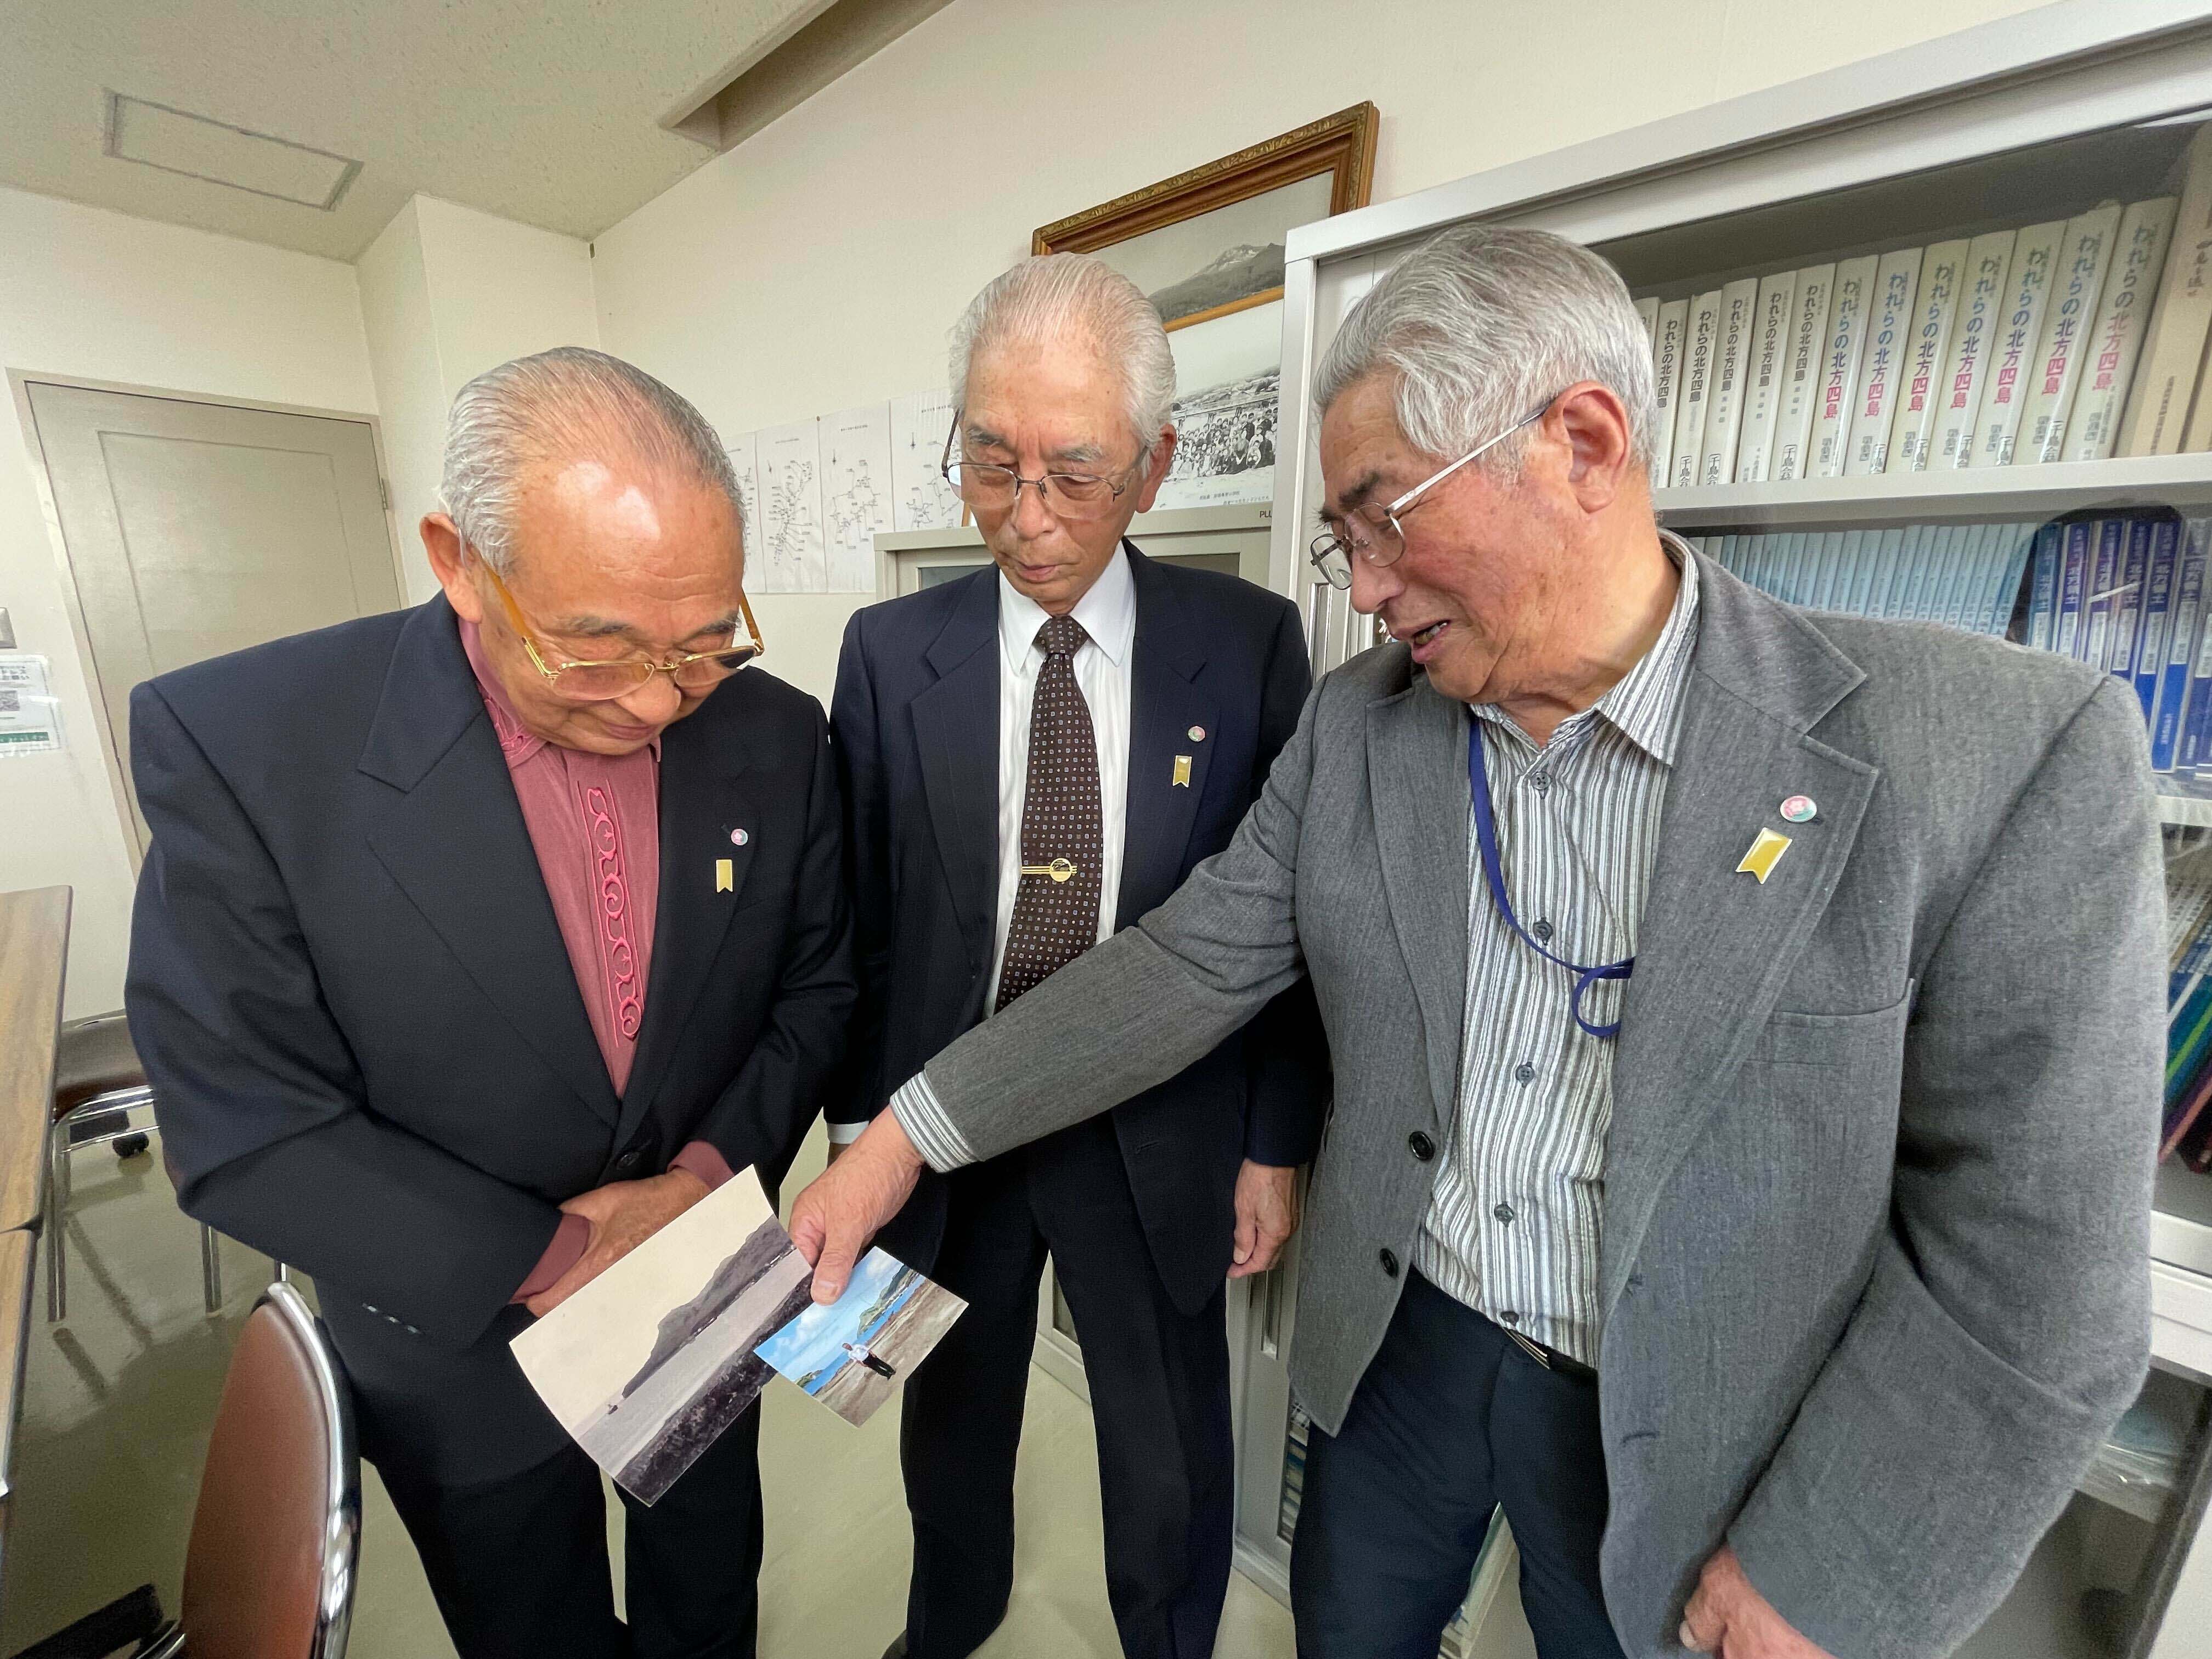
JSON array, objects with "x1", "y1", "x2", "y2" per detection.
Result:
[{"x1": 997, "y1": 542, "x2": 1137, "y2": 674}]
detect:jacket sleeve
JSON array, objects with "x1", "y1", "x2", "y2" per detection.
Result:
[
  {"x1": 126, "y1": 682, "x2": 565, "y2": 1348},
  {"x1": 1242, "y1": 599, "x2": 1333, "y2": 1167},
  {"x1": 828, "y1": 608, "x2": 891, "y2": 1130},
  {"x1": 1726, "y1": 674, "x2": 2161, "y2": 1658},
  {"x1": 913, "y1": 676, "x2": 1321, "y2": 1167},
  {"x1": 694, "y1": 698, "x2": 859, "y2": 1183}
]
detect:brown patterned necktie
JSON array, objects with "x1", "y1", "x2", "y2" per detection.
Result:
[{"x1": 996, "y1": 613, "x2": 1104, "y2": 1010}]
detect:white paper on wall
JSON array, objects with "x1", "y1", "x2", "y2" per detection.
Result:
[
  {"x1": 755, "y1": 421, "x2": 827, "y2": 594},
  {"x1": 822, "y1": 404, "x2": 896, "y2": 594},
  {"x1": 889, "y1": 390, "x2": 964, "y2": 533},
  {"x1": 724, "y1": 432, "x2": 761, "y2": 572}
]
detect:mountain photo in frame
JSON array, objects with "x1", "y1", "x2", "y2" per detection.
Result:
[{"x1": 1035, "y1": 105, "x2": 1377, "y2": 510}]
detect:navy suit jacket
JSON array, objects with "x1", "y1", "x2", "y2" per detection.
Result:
[
  {"x1": 126, "y1": 596, "x2": 855, "y2": 1485},
  {"x1": 830, "y1": 543, "x2": 1330, "y2": 1314}
]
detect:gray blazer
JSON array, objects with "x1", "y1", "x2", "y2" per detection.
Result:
[{"x1": 916, "y1": 553, "x2": 2162, "y2": 1658}]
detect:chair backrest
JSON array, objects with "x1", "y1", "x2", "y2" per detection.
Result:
[{"x1": 181, "y1": 1282, "x2": 360, "y2": 1659}]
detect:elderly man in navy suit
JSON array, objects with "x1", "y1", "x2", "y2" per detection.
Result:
[{"x1": 829, "y1": 255, "x2": 1329, "y2": 1659}]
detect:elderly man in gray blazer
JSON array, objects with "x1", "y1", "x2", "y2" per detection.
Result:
[{"x1": 794, "y1": 225, "x2": 2162, "y2": 1659}]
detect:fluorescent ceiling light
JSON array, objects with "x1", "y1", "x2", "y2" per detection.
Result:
[{"x1": 103, "y1": 92, "x2": 360, "y2": 211}]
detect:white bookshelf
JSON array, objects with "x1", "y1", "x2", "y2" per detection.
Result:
[{"x1": 1259, "y1": 7, "x2": 2212, "y2": 1655}]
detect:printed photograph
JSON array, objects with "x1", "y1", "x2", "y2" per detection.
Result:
[
  {"x1": 510, "y1": 1171, "x2": 815, "y2": 1505},
  {"x1": 1156, "y1": 298, "x2": 1283, "y2": 511},
  {"x1": 753, "y1": 1248, "x2": 967, "y2": 1427},
  {"x1": 1088, "y1": 173, "x2": 1333, "y2": 332}
]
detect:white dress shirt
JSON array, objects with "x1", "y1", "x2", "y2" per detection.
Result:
[{"x1": 831, "y1": 546, "x2": 1136, "y2": 1144}]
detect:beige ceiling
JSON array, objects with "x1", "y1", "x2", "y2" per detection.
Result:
[{"x1": 0, "y1": 0, "x2": 831, "y2": 260}]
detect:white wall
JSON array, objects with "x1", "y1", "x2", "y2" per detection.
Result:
[
  {"x1": 360, "y1": 194, "x2": 600, "y2": 601},
  {"x1": 590, "y1": 0, "x2": 2051, "y2": 707},
  {"x1": 0, "y1": 184, "x2": 382, "y2": 1014}
]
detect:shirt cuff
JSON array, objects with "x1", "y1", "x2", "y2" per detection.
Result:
[
  {"x1": 670, "y1": 1140, "x2": 735, "y2": 1190},
  {"x1": 825, "y1": 1119, "x2": 867, "y2": 1146},
  {"x1": 511, "y1": 1212, "x2": 590, "y2": 1304},
  {"x1": 890, "y1": 1072, "x2": 978, "y2": 1172}
]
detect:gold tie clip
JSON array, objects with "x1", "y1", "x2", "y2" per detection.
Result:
[{"x1": 1019, "y1": 858, "x2": 1080, "y2": 884}]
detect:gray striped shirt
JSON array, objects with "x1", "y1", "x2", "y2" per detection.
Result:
[{"x1": 1418, "y1": 540, "x2": 1700, "y2": 1364}]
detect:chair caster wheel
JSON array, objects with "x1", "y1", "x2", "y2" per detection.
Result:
[{"x1": 114, "y1": 1132, "x2": 151, "y2": 1160}]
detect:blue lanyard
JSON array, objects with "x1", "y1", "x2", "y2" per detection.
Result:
[{"x1": 1466, "y1": 717, "x2": 1633, "y2": 1040}]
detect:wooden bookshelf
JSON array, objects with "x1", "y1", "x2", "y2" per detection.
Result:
[{"x1": 1655, "y1": 454, "x2": 2212, "y2": 533}]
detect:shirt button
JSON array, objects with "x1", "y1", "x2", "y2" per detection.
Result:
[
  {"x1": 1499, "y1": 1310, "x2": 1521, "y2": 1325},
  {"x1": 1494, "y1": 1203, "x2": 1515, "y2": 1224},
  {"x1": 1531, "y1": 919, "x2": 1554, "y2": 942},
  {"x1": 1379, "y1": 1248, "x2": 1400, "y2": 1278},
  {"x1": 1408, "y1": 1131, "x2": 1436, "y2": 1161},
  {"x1": 1514, "y1": 1062, "x2": 1536, "y2": 1084},
  {"x1": 1530, "y1": 772, "x2": 1552, "y2": 793}
]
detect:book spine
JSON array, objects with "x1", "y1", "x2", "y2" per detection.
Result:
[
  {"x1": 2016, "y1": 201, "x2": 2125, "y2": 464},
  {"x1": 1847, "y1": 524, "x2": 1884, "y2": 616},
  {"x1": 2026, "y1": 522, "x2": 2064, "y2": 650},
  {"x1": 1887, "y1": 239, "x2": 1970, "y2": 472},
  {"x1": 2066, "y1": 198, "x2": 2179, "y2": 461},
  {"x1": 1699, "y1": 278, "x2": 1762, "y2": 484},
  {"x1": 1864, "y1": 528, "x2": 1907, "y2": 619},
  {"x1": 1847, "y1": 247, "x2": 1925, "y2": 473},
  {"x1": 2080, "y1": 518, "x2": 2125, "y2": 667},
  {"x1": 1670, "y1": 290, "x2": 1723, "y2": 489},
  {"x1": 1901, "y1": 526, "x2": 1947, "y2": 622},
  {"x1": 1881, "y1": 526, "x2": 1923, "y2": 617},
  {"x1": 2157, "y1": 525, "x2": 2208, "y2": 772},
  {"x1": 1734, "y1": 271, "x2": 1798, "y2": 484},
  {"x1": 2055, "y1": 521, "x2": 2092, "y2": 657},
  {"x1": 2180, "y1": 546, "x2": 2212, "y2": 771},
  {"x1": 2123, "y1": 126, "x2": 2212, "y2": 455},
  {"x1": 1771, "y1": 265, "x2": 1836, "y2": 482},
  {"x1": 1987, "y1": 522, "x2": 2038, "y2": 637},
  {"x1": 1811, "y1": 256, "x2": 1881, "y2": 478},
  {"x1": 1936, "y1": 525, "x2": 1977, "y2": 628},
  {"x1": 1648, "y1": 298, "x2": 1690, "y2": 487},
  {"x1": 1953, "y1": 523, "x2": 1999, "y2": 631},
  {"x1": 1635, "y1": 295, "x2": 1660, "y2": 345},
  {"x1": 2135, "y1": 518, "x2": 2180, "y2": 719},
  {"x1": 1931, "y1": 231, "x2": 2018, "y2": 469},
  {"x1": 1816, "y1": 531, "x2": 1858, "y2": 612},
  {"x1": 1972, "y1": 221, "x2": 2069, "y2": 466},
  {"x1": 2108, "y1": 517, "x2": 2153, "y2": 679}
]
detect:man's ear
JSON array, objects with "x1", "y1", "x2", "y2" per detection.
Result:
[
  {"x1": 421, "y1": 514, "x2": 483, "y2": 624},
  {"x1": 1132, "y1": 426, "x2": 1178, "y2": 515},
  {"x1": 1552, "y1": 382, "x2": 1634, "y2": 514}
]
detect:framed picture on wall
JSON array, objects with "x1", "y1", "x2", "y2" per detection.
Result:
[{"x1": 1034, "y1": 103, "x2": 1379, "y2": 511}]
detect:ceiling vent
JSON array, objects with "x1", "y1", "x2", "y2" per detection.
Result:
[{"x1": 103, "y1": 92, "x2": 360, "y2": 211}]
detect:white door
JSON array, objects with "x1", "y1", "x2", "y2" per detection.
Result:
[{"x1": 24, "y1": 382, "x2": 400, "y2": 844}]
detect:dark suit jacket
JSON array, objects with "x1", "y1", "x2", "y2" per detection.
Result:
[
  {"x1": 126, "y1": 596, "x2": 855, "y2": 1485},
  {"x1": 830, "y1": 543, "x2": 1329, "y2": 1314}
]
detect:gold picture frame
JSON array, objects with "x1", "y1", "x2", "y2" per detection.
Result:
[{"x1": 1033, "y1": 103, "x2": 1379, "y2": 334}]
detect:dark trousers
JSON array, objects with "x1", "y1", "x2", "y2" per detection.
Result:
[
  {"x1": 378, "y1": 1398, "x2": 763, "y2": 1659},
  {"x1": 1290, "y1": 1273, "x2": 1626, "y2": 1659},
  {"x1": 899, "y1": 1116, "x2": 1233, "y2": 1659}
]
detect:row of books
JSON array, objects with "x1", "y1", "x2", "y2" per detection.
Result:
[
  {"x1": 1637, "y1": 126, "x2": 2212, "y2": 489},
  {"x1": 1681, "y1": 524, "x2": 2032, "y2": 636},
  {"x1": 2163, "y1": 881, "x2": 2212, "y2": 1170}
]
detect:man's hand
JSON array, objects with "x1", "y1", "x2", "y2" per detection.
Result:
[
  {"x1": 524, "y1": 1168, "x2": 709, "y2": 1317},
  {"x1": 1680, "y1": 1546, "x2": 1834, "y2": 1658},
  {"x1": 1229, "y1": 1160, "x2": 1300, "y2": 1279},
  {"x1": 789, "y1": 1110, "x2": 926, "y2": 1303}
]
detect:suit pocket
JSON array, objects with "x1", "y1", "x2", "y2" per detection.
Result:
[{"x1": 1758, "y1": 983, "x2": 1914, "y2": 1069}]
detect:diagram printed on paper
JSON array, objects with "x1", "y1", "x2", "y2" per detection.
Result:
[
  {"x1": 890, "y1": 389, "x2": 965, "y2": 533},
  {"x1": 823, "y1": 404, "x2": 895, "y2": 593},
  {"x1": 724, "y1": 433, "x2": 761, "y2": 565},
  {"x1": 756, "y1": 422, "x2": 827, "y2": 594}
]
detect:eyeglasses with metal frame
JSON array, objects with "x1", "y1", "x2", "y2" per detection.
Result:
[
  {"x1": 1307, "y1": 396, "x2": 1556, "y2": 591},
  {"x1": 939, "y1": 408, "x2": 1144, "y2": 522},
  {"x1": 473, "y1": 549, "x2": 765, "y2": 701}
]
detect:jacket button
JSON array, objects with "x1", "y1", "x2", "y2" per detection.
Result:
[
  {"x1": 1379, "y1": 1248, "x2": 1400, "y2": 1278},
  {"x1": 614, "y1": 1148, "x2": 646, "y2": 1176},
  {"x1": 1408, "y1": 1131, "x2": 1435, "y2": 1161}
]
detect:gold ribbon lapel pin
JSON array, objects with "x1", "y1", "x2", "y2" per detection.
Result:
[
  {"x1": 1172, "y1": 755, "x2": 1193, "y2": 788},
  {"x1": 1736, "y1": 828, "x2": 1792, "y2": 885},
  {"x1": 715, "y1": 857, "x2": 734, "y2": 893}
]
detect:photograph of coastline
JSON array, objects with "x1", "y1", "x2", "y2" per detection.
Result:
[
  {"x1": 510, "y1": 1171, "x2": 814, "y2": 1505},
  {"x1": 753, "y1": 1248, "x2": 966, "y2": 1427}
]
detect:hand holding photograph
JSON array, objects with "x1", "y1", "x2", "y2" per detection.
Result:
[{"x1": 753, "y1": 1248, "x2": 967, "y2": 1427}]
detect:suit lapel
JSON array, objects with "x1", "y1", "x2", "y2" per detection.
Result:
[
  {"x1": 909, "y1": 573, "x2": 1001, "y2": 976},
  {"x1": 360, "y1": 600, "x2": 620, "y2": 1130},
  {"x1": 1118, "y1": 545, "x2": 1222, "y2": 927},
  {"x1": 1599, "y1": 557, "x2": 1877, "y2": 1313},
  {"x1": 616, "y1": 687, "x2": 765, "y2": 1146},
  {"x1": 1367, "y1": 670, "x2": 1472, "y2": 1132}
]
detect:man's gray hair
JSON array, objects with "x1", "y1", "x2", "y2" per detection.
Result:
[
  {"x1": 1316, "y1": 225, "x2": 1655, "y2": 477},
  {"x1": 438, "y1": 346, "x2": 744, "y2": 574},
  {"x1": 949, "y1": 254, "x2": 1177, "y2": 462}
]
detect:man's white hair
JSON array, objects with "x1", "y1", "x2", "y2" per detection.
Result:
[
  {"x1": 438, "y1": 346, "x2": 743, "y2": 574},
  {"x1": 1315, "y1": 225, "x2": 1655, "y2": 477},
  {"x1": 948, "y1": 253, "x2": 1177, "y2": 462}
]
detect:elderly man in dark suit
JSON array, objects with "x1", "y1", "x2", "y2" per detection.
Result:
[
  {"x1": 828, "y1": 254, "x2": 1328, "y2": 1659},
  {"x1": 796, "y1": 228, "x2": 2161, "y2": 1659},
  {"x1": 128, "y1": 347, "x2": 854, "y2": 1659}
]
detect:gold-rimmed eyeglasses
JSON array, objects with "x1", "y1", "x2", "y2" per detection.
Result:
[
  {"x1": 939, "y1": 408, "x2": 1141, "y2": 522},
  {"x1": 475, "y1": 551, "x2": 765, "y2": 701},
  {"x1": 1308, "y1": 396, "x2": 1558, "y2": 591}
]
